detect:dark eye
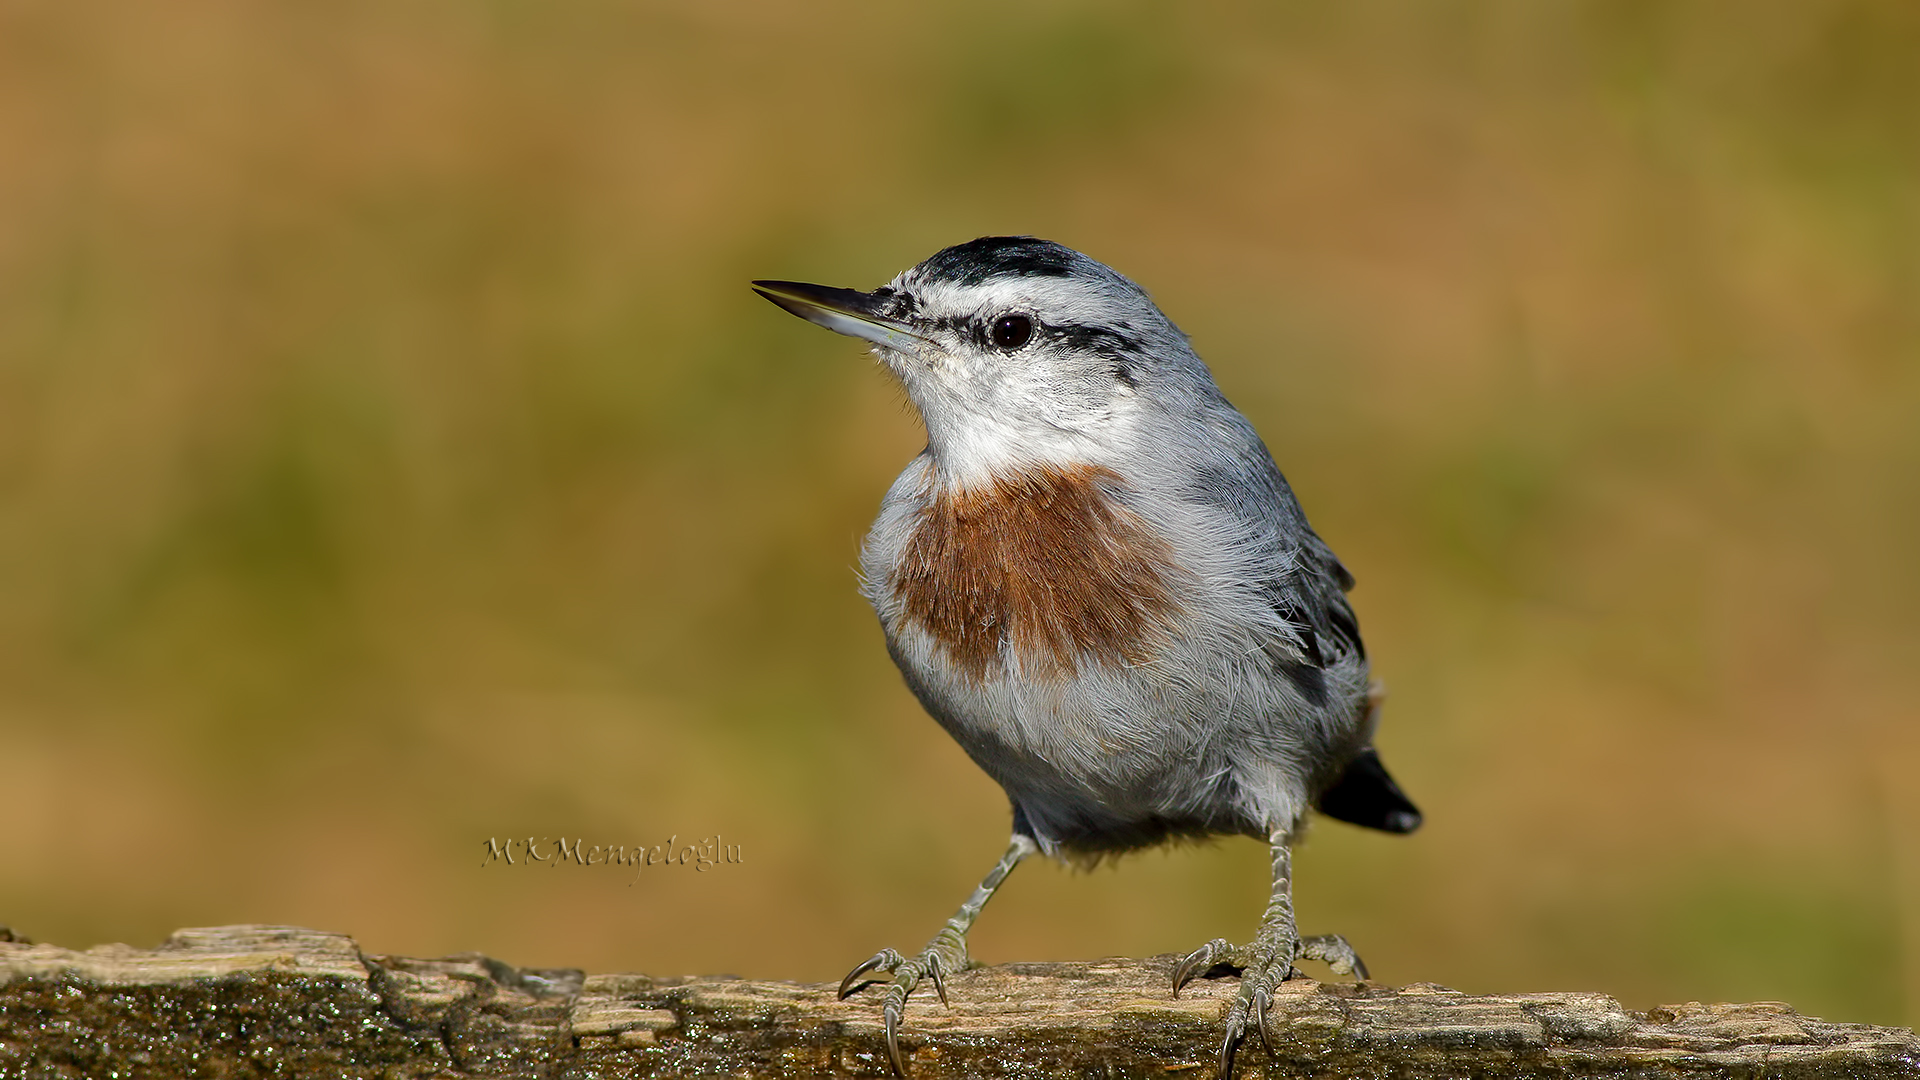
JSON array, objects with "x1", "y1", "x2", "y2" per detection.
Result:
[{"x1": 990, "y1": 313, "x2": 1033, "y2": 350}]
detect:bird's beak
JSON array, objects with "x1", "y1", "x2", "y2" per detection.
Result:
[{"x1": 751, "y1": 280, "x2": 933, "y2": 353}]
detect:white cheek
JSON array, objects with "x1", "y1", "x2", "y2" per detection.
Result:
[
  {"x1": 881, "y1": 335, "x2": 1136, "y2": 487},
  {"x1": 927, "y1": 387, "x2": 1136, "y2": 489}
]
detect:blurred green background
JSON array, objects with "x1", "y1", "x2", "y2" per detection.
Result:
[{"x1": 2, "y1": 0, "x2": 1917, "y2": 1028}]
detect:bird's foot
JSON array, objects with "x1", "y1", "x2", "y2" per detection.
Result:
[
  {"x1": 1172, "y1": 932, "x2": 1368, "y2": 1078},
  {"x1": 837, "y1": 929, "x2": 968, "y2": 1076}
]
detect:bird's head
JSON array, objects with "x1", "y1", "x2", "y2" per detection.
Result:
[{"x1": 755, "y1": 237, "x2": 1202, "y2": 487}]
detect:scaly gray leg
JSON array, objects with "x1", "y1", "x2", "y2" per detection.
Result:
[
  {"x1": 839, "y1": 833, "x2": 1036, "y2": 1076},
  {"x1": 1171, "y1": 827, "x2": 1368, "y2": 1079}
]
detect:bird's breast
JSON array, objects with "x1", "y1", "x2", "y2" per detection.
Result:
[{"x1": 887, "y1": 463, "x2": 1183, "y2": 684}]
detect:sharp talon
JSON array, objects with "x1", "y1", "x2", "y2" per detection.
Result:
[
  {"x1": 1253, "y1": 986, "x2": 1274, "y2": 1056},
  {"x1": 928, "y1": 955, "x2": 949, "y2": 1007},
  {"x1": 1173, "y1": 937, "x2": 1230, "y2": 996},
  {"x1": 840, "y1": 949, "x2": 883, "y2": 991},
  {"x1": 1352, "y1": 955, "x2": 1370, "y2": 981},
  {"x1": 1172, "y1": 950, "x2": 1203, "y2": 996},
  {"x1": 884, "y1": 1004, "x2": 907, "y2": 1077},
  {"x1": 1216, "y1": 1015, "x2": 1243, "y2": 1080},
  {"x1": 839, "y1": 950, "x2": 892, "y2": 999}
]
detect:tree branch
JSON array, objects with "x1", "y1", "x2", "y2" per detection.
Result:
[{"x1": 2, "y1": 924, "x2": 1915, "y2": 1078}]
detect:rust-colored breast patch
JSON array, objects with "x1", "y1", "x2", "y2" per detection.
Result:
[{"x1": 891, "y1": 463, "x2": 1182, "y2": 683}]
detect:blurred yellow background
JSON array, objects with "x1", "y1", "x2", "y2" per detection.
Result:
[{"x1": 2, "y1": 0, "x2": 1916, "y2": 1029}]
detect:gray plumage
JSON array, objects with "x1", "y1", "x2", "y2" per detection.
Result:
[
  {"x1": 753, "y1": 236, "x2": 1418, "y2": 1079},
  {"x1": 858, "y1": 245, "x2": 1370, "y2": 853}
]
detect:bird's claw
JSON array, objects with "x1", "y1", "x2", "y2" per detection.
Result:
[
  {"x1": 927, "y1": 952, "x2": 949, "y2": 1007},
  {"x1": 1172, "y1": 938, "x2": 1241, "y2": 996},
  {"x1": 838, "y1": 948, "x2": 905, "y2": 999},
  {"x1": 837, "y1": 939, "x2": 965, "y2": 1076},
  {"x1": 1178, "y1": 931, "x2": 1368, "y2": 1079},
  {"x1": 1299, "y1": 933, "x2": 1370, "y2": 980},
  {"x1": 1252, "y1": 984, "x2": 1275, "y2": 1055},
  {"x1": 1216, "y1": 939, "x2": 1294, "y2": 1080}
]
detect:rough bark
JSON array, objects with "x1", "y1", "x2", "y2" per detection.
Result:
[{"x1": 1, "y1": 923, "x2": 1915, "y2": 1078}]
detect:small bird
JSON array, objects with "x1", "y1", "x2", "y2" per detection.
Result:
[{"x1": 754, "y1": 237, "x2": 1419, "y2": 1078}]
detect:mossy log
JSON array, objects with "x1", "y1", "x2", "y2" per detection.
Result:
[{"x1": 1, "y1": 924, "x2": 1915, "y2": 1078}]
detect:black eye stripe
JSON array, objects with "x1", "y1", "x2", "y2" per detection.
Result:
[
  {"x1": 1041, "y1": 322, "x2": 1147, "y2": 358},
  {"x1": 936, "y1": 315, "x2": 1150, "y2": 360}
]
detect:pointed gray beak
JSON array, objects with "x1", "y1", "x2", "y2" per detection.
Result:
[{"x1": 751, "y1": 280, "x2": 933, "y2": 353}]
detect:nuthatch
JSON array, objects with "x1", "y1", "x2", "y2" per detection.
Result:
[{"x1": 755, "y1": 237, "x2": 1420, "y2": 1078}]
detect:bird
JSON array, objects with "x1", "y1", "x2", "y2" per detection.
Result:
[{"x1": 752, "y1": 236, "x2": 1420, "y2": 1078}]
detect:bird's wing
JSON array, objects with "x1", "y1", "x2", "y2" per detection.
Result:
[{"x1": 1183, "y1": 429, "x2": 1365, "y2": 704}]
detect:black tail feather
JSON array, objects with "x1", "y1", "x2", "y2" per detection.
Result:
[{"x1": 1317, "y1": 747, "x2": 1422, "y2": 834}]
